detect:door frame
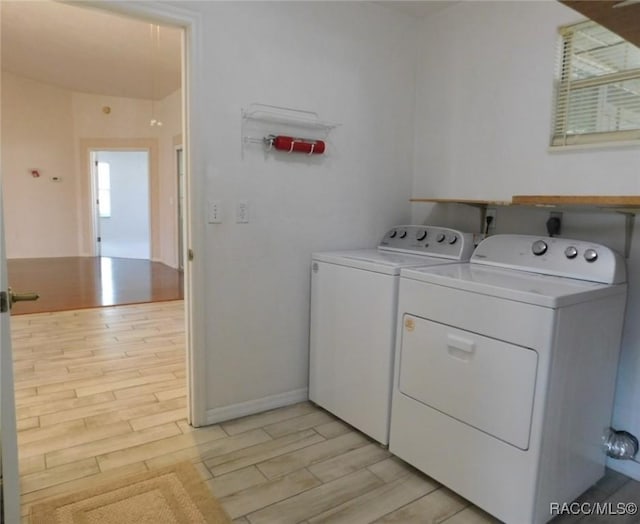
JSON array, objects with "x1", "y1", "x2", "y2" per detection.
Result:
[
  {"x1": 86, "y1": 145, "x2": 155, "y2": 259},
  {"x1": 175, "y1": 144, "x2": 184, "y2": 272},
  {"x1": 90, "y1": 155, "x2": 102, "y2": 257},
  {"x1": 82, "y1": 1, "x2": 207, "y2": 426}
]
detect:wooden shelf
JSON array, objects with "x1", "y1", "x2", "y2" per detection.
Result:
[
  {"x1": 511, "y1": 195, "x2": 640, "y2": 209},
  {"x1": 409, "y1": 198, "x2": 512, "y2": 207},
  {"x1": 411, "y1": 196, "x2": 640, "y2": 211},
  {"x1": 411, "y1": 195, "x2": 640, "y2": 258}
]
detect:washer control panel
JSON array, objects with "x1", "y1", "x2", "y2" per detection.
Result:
[
  {"x1": 472, "y1": 234, "x2": 626, "y2": 284},
  {"x1": 379, "y1": 225, "x2": 474, "y2": 260}
]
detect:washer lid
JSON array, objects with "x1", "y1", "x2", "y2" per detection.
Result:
[
  {"x1": 400, "y1": 263, "x2": 626, "y2": 307},
  {"x1": 312, "y1": 249, "x2": 460, "y2": 275}
]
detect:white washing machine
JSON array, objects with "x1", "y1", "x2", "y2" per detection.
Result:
[
  {"x1": 390, "y1": 234, "x2": 627, "y2": 524},
  {"x1": 309, "y1": 225, "x2": 474, "y2": 445}
]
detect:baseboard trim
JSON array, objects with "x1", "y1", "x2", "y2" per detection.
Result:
[
  {"x1": 152, "y1": 257, "x2": 180, "y2": 270},
  {"x1": 202, "y1": 388, "x2": 308, "y2": 427},
  {"x1": 607, "y1": 456, "x2": 640, "y2": 481}
]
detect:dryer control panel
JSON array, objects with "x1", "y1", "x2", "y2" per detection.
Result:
[
  {"x1": 379, "y1": 226, "x2": 474, "y2": 260},
  {"x1": 471, "y1": 234, "x2": 626, "y2": 284}
]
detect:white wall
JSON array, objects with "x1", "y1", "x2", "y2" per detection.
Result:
[
  {"x1": 72, "y1": 90, "x2": 181, "y2": 266},
  {"x1": 0, "y1": 73, "x2": 181, "y2": 266},
  {"x1": 97, "y1": 151, "x2": 150, "y2": 259},
  {"x1": 1, "y1": 73, "x2": 79, "y2": 258},
  {"x1": 175, "y1": 1, "x2": 417, "y2": 420},
  {"x1": 411, "y1": 1, "x2": 640, "y2": 480}
]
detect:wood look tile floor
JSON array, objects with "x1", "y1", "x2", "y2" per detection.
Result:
[{"x1": 12, "y1": 301, "x2": 640, "y2": 523}]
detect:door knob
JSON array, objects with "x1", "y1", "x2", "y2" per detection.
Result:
[
  {"x1": 10, "y1": 288, "x2": 39, "y2": 304},
  {"x1": 0, "y1": 288, "x2": 39, "y2": 312}
]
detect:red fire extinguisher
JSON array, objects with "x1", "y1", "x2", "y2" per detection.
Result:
[{"x1": 267, "y1": 135, "x2": 326, "y2": 155}]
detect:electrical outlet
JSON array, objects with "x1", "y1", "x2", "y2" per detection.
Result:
[
  {"x1": 207, "y1": 200, "x2": 222, "y2": 224},
  {"x1": 485, "y1": 207, "x2": 497, "y2": 231},
  {"x1": 236, "y1": 200, "x2": 249, "y2": 223}
]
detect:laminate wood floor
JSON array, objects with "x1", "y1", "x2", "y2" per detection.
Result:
[
  {"x1": 12, "y1": 301, "x2": 639, "y2": 523},
  {"x1": 8, "y1": 256, "x2": 184, "y2": 315}
]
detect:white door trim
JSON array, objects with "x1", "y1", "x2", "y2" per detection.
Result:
[
  {"x1": 175, "y1": 144, "x2": 185, "y2": 272},
  {"x1": 82, "y1": 1, "x2": 207, "y2": 426}
]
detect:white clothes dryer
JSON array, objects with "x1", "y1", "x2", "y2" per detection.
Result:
[
  {"x1": 309, "y1": 225, "x2": 474, "y2": 445},
  {"x1": 390, "y1": 234, "x2": 627, "y2": 524}
]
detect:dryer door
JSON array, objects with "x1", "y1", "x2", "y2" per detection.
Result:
[{"x1": 398, "y1": 315, "x2": 538, "y2": 450}]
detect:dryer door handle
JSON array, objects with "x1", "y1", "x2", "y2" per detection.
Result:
[{"x1": 447, "y1": 334, "x2": 476, "y2": 361}]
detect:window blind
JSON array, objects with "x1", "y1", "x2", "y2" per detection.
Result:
[{"x1": 552, "y1": 20, "x2": 640, "y2": 147}]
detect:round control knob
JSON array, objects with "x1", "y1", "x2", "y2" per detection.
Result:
[
  {"x1": 532, "y1": 240, "x2": 548, "y2": 256},
  {"x1": 584, "y1": 249, "x2": 598, "y2": 263},
  {"x1": 564, "y1": 246, "x2": 578, "y2": 259},
  {"x1": 389, "y1": 230, "x2": 397, "y2": 238},
  {"x1": 436, "y1": 233, "x2": 446, "y2": 243},
  {"x1": 448, "y1": 235, "x2": 458, "y2": 245},
  {"x1": 416, "y1": 230, "x2": 427, "y2": 242},
  {"x1": 399, "y1": 231, "x2": 407, "y2": 239}
]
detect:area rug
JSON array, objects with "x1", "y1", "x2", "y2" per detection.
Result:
[{"x1": 30, "y1": 461, "x2": 231, "y2": 524}]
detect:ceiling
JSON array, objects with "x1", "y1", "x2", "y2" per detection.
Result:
[
  {"x1": 1, "y1": 1, "x2": 457, "y2": 101},
  {"x1": 379, "y1": 1, "x2": 640, "y2": 46},
  {"x1": 5, "y1": 0, "x2": 637, "y2": 102},
  {"x1": 376, "y1": 1, "x2": 456, "y2": 18},
  {"x1": 1, "y1": 1, "x2": 182, "y2": 100},
  {"x1": 560, "y1": 1, "x2": 640, "y2": 47}
]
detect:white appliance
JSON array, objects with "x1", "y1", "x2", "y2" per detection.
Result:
[
  {"x1": 390, "y1": 234, "x2": 627, "y2": 524},
  {"x1": 309, "y1": 225, "x2": 474, "y2": 445}
]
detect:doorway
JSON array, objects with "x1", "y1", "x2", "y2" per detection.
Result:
[
  {"x1": 92, "y1": 150, "x2": 151, "y2": 260},
  {"x1": 2, "y1": 2, "x2": 205, "y2": 515}
]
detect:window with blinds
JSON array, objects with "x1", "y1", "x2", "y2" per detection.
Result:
[{"x1": 552, "y1": 20, "x2": 640, "y2": 147}]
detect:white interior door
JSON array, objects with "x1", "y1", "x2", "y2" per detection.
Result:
[{"x1": 0, "y1": 186, "x2": 21, "y2": 522}]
